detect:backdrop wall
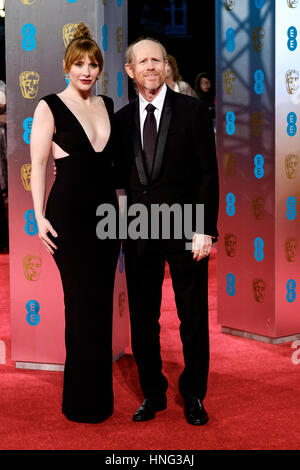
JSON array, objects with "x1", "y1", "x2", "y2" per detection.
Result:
[
  {"x1": 6, "y1": 0, "x2": 129, "y2": 369},
  {"x1": 216, "y1": 0, "x2": 300, "y2": 342}
]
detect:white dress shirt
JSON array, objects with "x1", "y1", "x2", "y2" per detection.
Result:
[{"x1": 139, "y1": 83, "x2": 167, "y2": 148}]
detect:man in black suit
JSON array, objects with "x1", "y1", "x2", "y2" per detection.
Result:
[{"x1": 115, "y1": 38, "x2": 219, "y2": 425}]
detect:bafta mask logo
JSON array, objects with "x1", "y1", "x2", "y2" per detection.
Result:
[
  {"x1": 224, "y1": 70, "x2": 236, "y2": 95},
  {"x1": 118, "y1": 291, "x2": 126, "y2": 317},
  {"x1": 101, "y1": 72, "x2": 108, "y2": 96},
  {"x1": 287, "y1": 0, "x2": 298, "y2": 7},
  {"x1": 116, "y1": 26, "x2": 123, "y2": 53},
  {"x1": 251, "y1": 112, "x2": 265, "y2": 137},
  {"x1": 21, "y1": 163, "x2": 32, "y2": 191},
  {"x1": 62, "y1": 23, "x2": 79, "y2": 48},
  {"x1": 285, "y1": 154, "x2": 299, "y2": 179},
  {"x1": 252, "y1": 27, "x2": 265, "y2": 52},
  {"x1": 224, "y1": 0, "x2": 235, "y2": 10},
  {"x1": 21, "y1": 0, "x2": 36, "y2": 4},
  {"x1": 285, "y1": 70, "x2": 299, "y2": 94},
  {"x1": 23, "y1": 255, "x2": 42, "y2": 281},
  {"x1": 225, "y1": 233, "x2": 237, "y2": 257},
  {"x1": 224, "y1": 152, "x2": 237, "y2": 176},
  {"x1": 252, "y1": 196, "x2": 265, "y2": 220},
  {"x1": 285, "y1": 237, "x2": 297, "y2": 262},
  {"x1": 253, "y1": 278, "x2": 266, "y2": 303},
  {"x1": 20, "y1": 71, "x2": 40, "y2": 99}
]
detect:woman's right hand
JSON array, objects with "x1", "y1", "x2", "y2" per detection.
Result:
[{"x1": 37, "y1": 216, "x2": 58, "y2": 255}]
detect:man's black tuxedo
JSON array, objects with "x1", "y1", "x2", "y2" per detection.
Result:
[
  {"x1": 114, "y1": 87, "x2": 219, "y2": 401},
  {"x1": 115, "y1": 87, "x2": 219, "y2": 243}
]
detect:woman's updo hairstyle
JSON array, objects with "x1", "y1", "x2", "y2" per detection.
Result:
[{"x1": 64, "y1": 22, "x2": 104, "y2": 74}]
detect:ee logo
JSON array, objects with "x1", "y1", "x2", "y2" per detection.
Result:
[
  {"x1": 117, "y1": 72, "x2": 123, "y2": 97},
  {"x1": 287, "y1": 112, "x2": 297, "y2": 136},
  {"x1": 226, "y1": 111, "x2": 236, "y2": 135},
  {"x1": 254, "y1": 69, "x2": 264, "y2": 95},
  {"x1": 254, "y1": 154, "x2": 264, "y2": 179},
  {"x1": 286, "y1": 196, "x2": 297, "y2": 220},
  {"x1": 23, "y1": 117, "x2": 33, "y2": 144},
  {"x1": 21, "y1": 24, "x2": 36, "y2": 52},
  {"x1": 287, "y1": 26, "x2": 297, "y2": 51},
  {"x1": 226, "y1": 192, "x2": 236, "y2": 216},
  {"x1": 226, "y1": 273, "x2": 236, "y2": 296},
  {"x1": 226, "y1": 28, "x2": 236, "y2": 52},
  {"x1": 254, "y1": 237, "x2": 264, "y2": 261},
  {"x1": 25, "y1": 209, "x2": 38, "y2": 236},
  {"x1": 26, "y1": 300, "x2": 40, "y2": 326},
  {"x1": 102, "y1": 24, "x2": 108, "y2": 51},
  {"x1": 286, "y1": 279, "x2": 296, "y2": 303}
]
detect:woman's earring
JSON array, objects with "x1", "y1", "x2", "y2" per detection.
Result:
[{"x1": 65, "y1": 72, "x2": 70, "y2": 85}]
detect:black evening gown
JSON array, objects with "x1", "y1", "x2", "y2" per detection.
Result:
[{"x1": 42, "y1": 94, "x2": 120, "y2": 423}]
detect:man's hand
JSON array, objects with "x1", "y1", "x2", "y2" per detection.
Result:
[{"x1": 192, "y1": 233, "x2": 212, "y2": 261}]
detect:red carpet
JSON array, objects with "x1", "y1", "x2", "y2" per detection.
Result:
[{"x1": 0, "y1": 250, "x2": 299, "y2": 450}]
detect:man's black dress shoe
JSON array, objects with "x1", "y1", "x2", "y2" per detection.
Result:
[
  {"x1": 184, "y1": 396, "x2": 209, "y2": 425},
  {"x1": 132, "y1": 396, "x2": 167, "y2": 422}
]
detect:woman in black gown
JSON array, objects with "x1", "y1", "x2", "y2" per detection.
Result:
[{"x1": 30, "y1": 23, "x2": 120, "y2": 423}]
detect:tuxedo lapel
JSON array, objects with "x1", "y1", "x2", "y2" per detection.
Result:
[
  {"x1": 151, "y1": 88, "x2": 175, "y2": 182},
  {"x1": 133, "y1": 99, "x2": 149, "y2": 186}
]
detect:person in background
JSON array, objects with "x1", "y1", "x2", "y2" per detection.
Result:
[
  {"x1": 194, "y1": 72, "x2": 215, "y2": 125},
  {"x1": 165, "y1": 54, "x2": 197, "y2": 97}
]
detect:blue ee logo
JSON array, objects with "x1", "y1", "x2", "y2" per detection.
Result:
[
  {"x1": 287, "y1": 26, "x2": 297, "y2": 51},
  {"x1": 226, "y1": 273, "x2": 236, "y2": 296},
  {"x1": 21, "y1": 24, "x2": 36, "y2": 52},
  {"x1": 117, "y1": 72, "x2": 123, "y2": 97},
  {"x1": 26, "y1": 300, "x2": 40, "y2": 326},
  {"x1": 25, "y1": 209, "x2": 38, "y2": 236},
  {"x1": 226, "y1": 192, "x2": 236, "y2": 216},
  {"x1": 23, "y1": 117, "x2": 33, "y2": 144},
  {"x1": 287, "y1": 112, "x2": 297, "y2": 136},
  {"x1": 254, "y1": 154, "x2": 264, "y2": 179},
  {"x1": 66, "y1": 0, "x2": 78, "y2": 3},
  {"x1": 254, "y1": 69, "x2": 264, "y2": 95},
  {"x1": 254, "y1": 237, "x2": 264, "y2": 261},
  {"x1": 102, "y1": 24, "x2": 108, "y2": 52},
  {"x1": 226, "y1": 28, "x2": 236, "y2": 52},
  {"x1": 286, "y1": 196, "x2": 296, "y2": 220},
  {"x1": 226, "y1": 111, "x2": 236, "y2": 135},
  {"x1": 286, "y1": 279, "x2": 296, "y2": 303}
]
